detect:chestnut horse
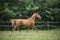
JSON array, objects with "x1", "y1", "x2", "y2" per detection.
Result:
[{"x1": 10, "y1": 12, "x2": 41, "y2": 32}]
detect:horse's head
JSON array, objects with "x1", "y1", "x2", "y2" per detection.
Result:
[{"x1": 34, "y1": 12, "x2": 41, "y2": 19}]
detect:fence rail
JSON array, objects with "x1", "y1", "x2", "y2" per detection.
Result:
[
  {"x1": 0, "y1": 21, "x2": 60, "y2": 30},
  {"x1": 0, "y1": 21, "x2": 60, "y2": 23}
]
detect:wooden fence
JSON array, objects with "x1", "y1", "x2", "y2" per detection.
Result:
[{"x1": 0, "y1": 21, "x2": 60, "y2": 30}]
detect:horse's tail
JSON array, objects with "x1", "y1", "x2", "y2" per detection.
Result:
[
  {"x1": 10, "y1": 19, "x2": 16, "y2": 27},
  {"x1": 10, "y1": 19, "x2": 16, "y2": 35}
]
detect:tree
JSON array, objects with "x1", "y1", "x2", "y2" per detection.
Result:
[{"x1": 0, "y1": 0, "x2": 60, "y2": 22}]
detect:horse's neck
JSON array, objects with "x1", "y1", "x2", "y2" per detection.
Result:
[{"x1": 29, "y1": 15, "x2": 36, "y2": 21}]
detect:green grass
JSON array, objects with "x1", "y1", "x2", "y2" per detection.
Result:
[{"x1": 0, "y1": 29, "x2": 60, "y2": 40}]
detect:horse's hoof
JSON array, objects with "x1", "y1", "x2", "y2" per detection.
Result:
[{"x1": 9, "y1": 32, "x2": 12, "y2": 36}]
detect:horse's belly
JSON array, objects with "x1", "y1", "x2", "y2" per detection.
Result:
[{"x1": 22, "y1": 20, "x2": 32, "y2": 27}]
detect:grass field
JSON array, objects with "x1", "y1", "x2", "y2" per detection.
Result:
[{"x1": 0, "y1": 29, "x2": 60, "y2": 40}]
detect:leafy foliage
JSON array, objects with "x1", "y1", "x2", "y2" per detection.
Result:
[{"x1": 0, "y1": 0, "x2": 60, "y2": 22}]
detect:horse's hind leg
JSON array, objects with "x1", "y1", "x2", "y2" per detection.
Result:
[
  {"x1": 9, "y1": 26, "x2": 17, "y2": 36},
  {"x1": 12, "y1": 26, "x2": 17, "y2": 31}
]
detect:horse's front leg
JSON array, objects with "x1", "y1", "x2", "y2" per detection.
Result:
[
  {"x1": 32, "y1": 24, "x2": 38, "y2": 32},
  {"x1": 26, "y1": 27, "x2": 30, "y2": 32}
]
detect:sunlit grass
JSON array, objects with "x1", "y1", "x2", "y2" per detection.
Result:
[{"x1": 0, "y1": 29, "x2": 60, "y2": 40}]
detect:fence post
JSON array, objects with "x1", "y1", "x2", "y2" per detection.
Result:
[
  {"x1": 0, "y1": 25, "x2": 1, "y2": 30},
  {"x1": 47, "y1": 21, "x2": 50, "y2": 30}
]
